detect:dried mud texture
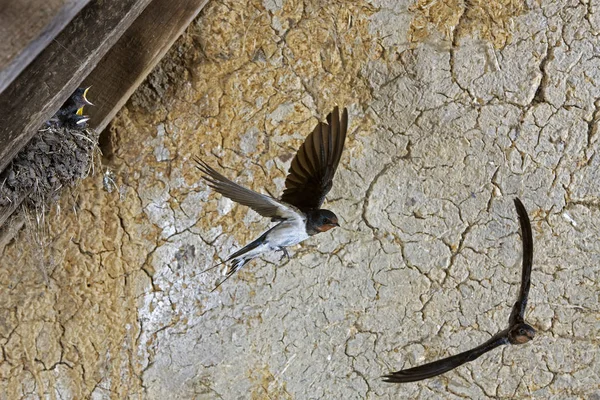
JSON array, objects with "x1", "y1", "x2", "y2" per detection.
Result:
[
  {"x1": 407, "y1": 0, "x2": 527, "y2": 48},
  {"x1": 1, "y1": 0, "x2": 600, "y2": 399}
]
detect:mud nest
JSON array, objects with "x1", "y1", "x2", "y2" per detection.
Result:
[{"x1": 0, "y1": 124, "x2": 99, "y2": 209}]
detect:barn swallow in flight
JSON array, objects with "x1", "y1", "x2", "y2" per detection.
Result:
[
  {"x1": 383, "y1": 198, "x2": 536, "y2": 383},
  {"x1": 196, "y1": 106, "x2": 348, "y2": 291}
]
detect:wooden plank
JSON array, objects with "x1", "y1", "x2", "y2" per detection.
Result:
[
  {"x1": 0, "y1": 0, "x2": 91, "y2": 94},
  {"x1": 83, "y1": 0, "x2": 209, "y2": 133},
  {"x1": 0, "y1": 0, "x2": 152, "y2": 174}
]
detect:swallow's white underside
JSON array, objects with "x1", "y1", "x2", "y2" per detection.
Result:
[{"x1": 230, "y1": 214, "x2": 309, "y2": 269}]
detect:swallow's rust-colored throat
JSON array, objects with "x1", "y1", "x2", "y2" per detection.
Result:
[{"x1": 317, "y1": 223, "x2": 338, "y2": 232}]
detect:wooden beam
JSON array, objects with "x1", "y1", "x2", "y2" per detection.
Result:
[
  {"x1": 0, "y1": 0, "x2": 91, "y2": 94},
  {"x1": 83, "y1": 0, "x2": 209, "y2": 133},
  {"x1": 0, "y1": 0, "x2": 152, "y2": 174}
]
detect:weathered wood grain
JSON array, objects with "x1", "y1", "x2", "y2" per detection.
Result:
[
  {"x1": 0, "y1": 0, "x2": 153, "y2": 174},
  {"x1": 0, "y1": 0, "x2": 91, "y2": 94},
  {"x1": 83, "y1": 0, "x2": 209, "y2": 133}
]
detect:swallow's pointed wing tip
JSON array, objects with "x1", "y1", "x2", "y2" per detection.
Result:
[
  {"x1": 380, "y1": 358, "x2": 455, "y2": 384},
  {"x1": 513, "y1": 197, "x2": 531, "y2": 235},
  {"x1": 193, "y1": 156, "x2": 213, "y2": 175},
  {"x1": 330, "y1": 105, "x2": 349, "y2": 122},
  {"x1": 381, "y1": 360, "x2": 455, "y2": 384},
  {"x1": 510, "y1": 195, "x2": 534, "y2": 324},
  {"x1": 281, "y1": 105, "x2": 349, "y2": 209},
  {"x1": 514, "y1": 197, "x2": 525, "y2": 211},
  {"x1": 383, "y1": 335, "x2": 510, "y2": 384},
  {"x1": 192, "y1": 156, "x2": 207, "y2": 173},
  {"x1": 195, "y1": 156, "x2": 299, "y2": 220},
  {"x1": 381, "y1": 372, "x2": 412, "y2": 384},
  {"x1": 380, "y1": 367, "x2": 440, "y2": 384}
]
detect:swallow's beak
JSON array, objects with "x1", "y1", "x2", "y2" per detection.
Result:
[
  {"x1": 83, "y1": 86, "x2": 94, "y2": 106},
  {"x1": 76, "y1": 107, "x2": 84, "y2": 115},
  {"x1": 333, "y1": 221, "x2": 340, "y2": 227}
]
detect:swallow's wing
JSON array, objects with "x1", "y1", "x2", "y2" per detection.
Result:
[
  {"x1": 195, "y1": 158, "x2": 301, "y2": 221},
  {"x1": 280, "y1": 106, "x2": 348, "y2": 211},
  {"x1": 382, "y1": 334, "x2": 509, "y2": 383},
  {"x1": 509, "y1": 197, "x2": 534, "y2": 325}
]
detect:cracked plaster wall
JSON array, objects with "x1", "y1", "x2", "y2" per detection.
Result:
[{"x1": 1, "y1": 0, "x2": 600, "y2": 398}]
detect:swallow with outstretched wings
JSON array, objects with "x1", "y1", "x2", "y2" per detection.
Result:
[
  {"x1": 196, "y1": 106, "x2": 348, "y2": 291},
  {"x1": 383, "y1": 198, "x2": 536, "y2": 383}
]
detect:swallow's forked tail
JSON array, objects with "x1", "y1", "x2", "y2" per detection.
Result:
[
  {"x1": 201, "y1": 230, "x2": 270, "y2": 292},
  {"x1": 208, "y1": 258, "x2": 250, "y2": 293}
]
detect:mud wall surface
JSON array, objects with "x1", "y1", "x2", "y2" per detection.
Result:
[{"x1": 1, "y1": 0, "x2": 599, "y2": 398}]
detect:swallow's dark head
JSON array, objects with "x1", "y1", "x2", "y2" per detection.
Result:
[
  {"x1": 73, "y1": 87, "x2": 93, "y2": 107},
  {"x1": 509, "y1": 322, "x2": 536, "y2": 344},
  {"x1": 72, "y1": 87, "x2": 94, "y2": 115},
  {"x1": 306, "y1": 209, "x2": 339, "y2": 235}
]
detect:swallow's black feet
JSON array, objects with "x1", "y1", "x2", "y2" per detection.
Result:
[{"x1": 279, "y1": 247, "x2": 290, "y2": 261}]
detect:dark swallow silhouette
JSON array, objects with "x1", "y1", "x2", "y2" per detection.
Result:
[
  {"x1": 196, "y1": 106, "x2": 348, "y2": 291},
  {"x1": 61, "y1": 87, "x2": 93, "y2": 116},
  {"x1": 51, "y1": 87, "x2": 93, "y2": 127},
  {"x1": 383, "y1": 198, "x2": 535, "y2": 383}
]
